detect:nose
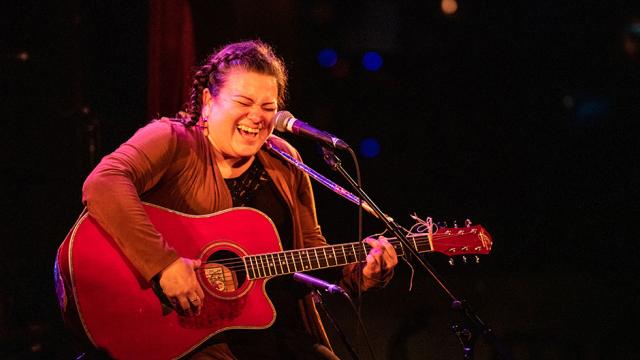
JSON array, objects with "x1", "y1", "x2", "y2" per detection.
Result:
[{"x1": 246, "y1": 106, "x2": 266, "y2": 123}]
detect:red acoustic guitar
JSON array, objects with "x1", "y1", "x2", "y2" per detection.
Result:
[{"x1": 55, "y1": 203, "x2": 492, "y2": 360}]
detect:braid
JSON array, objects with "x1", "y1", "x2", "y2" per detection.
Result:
[
  {"x1": 184, "y1": 55, "x2": 217, "y2": 126},
  {"x1": 183, "y1": 40, "x2": 288, "y2": 127}
]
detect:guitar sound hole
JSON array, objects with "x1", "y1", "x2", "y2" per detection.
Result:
[{"x1": 203, "y1": 250, "x2": 246, "y2": 293}]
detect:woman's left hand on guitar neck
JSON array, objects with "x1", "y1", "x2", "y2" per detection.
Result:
[{"x1": 361, "y1": 237, "x2": 398, "y2": 289}]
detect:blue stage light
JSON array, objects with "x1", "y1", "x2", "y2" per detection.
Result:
[
  {"x1": 362, "y1": 51, "x2": 383, "y2": 71},
  {"x1": 317, "y1": 48, "x2": 338, "y2": 68},
  {"x1": 359, "y1": 137, "x2": 381, "y2": 158}
]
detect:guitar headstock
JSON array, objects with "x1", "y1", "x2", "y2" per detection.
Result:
[
  {"x1": 430, "y1": 224, "x2": 493, "y2": 256},
  {"x1": 395, "y1": 217, "x2": 493, "y2": 264}
]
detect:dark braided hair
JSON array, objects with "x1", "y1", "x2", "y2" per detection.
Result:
[{"x1": 183, "y1": 40, "x2": 288, "y2": 126}]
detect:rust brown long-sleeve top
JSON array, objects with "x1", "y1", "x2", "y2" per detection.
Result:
[{"x1": 82, "y1": 118, "x2": 391, "y2": 347}]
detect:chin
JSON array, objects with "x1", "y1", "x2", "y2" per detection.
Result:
[{"x1": 233, "y1": 145, "x2": 261, "y2": 158}]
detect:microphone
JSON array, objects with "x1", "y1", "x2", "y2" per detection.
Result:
[
  {"x1": 273, "y1": 111, "x2": 350, "y2": 150},
  {"x1": 293, "y1": 272, "x2": 346, "y2": 294}
]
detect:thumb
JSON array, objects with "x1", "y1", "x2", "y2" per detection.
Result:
[{"x1": 191, "y1": 258, "x2": 202, "y2": 269}]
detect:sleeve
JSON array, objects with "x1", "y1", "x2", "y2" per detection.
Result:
[{"x1": 82, "y1": 119, "x2": 181, "y2": 281}]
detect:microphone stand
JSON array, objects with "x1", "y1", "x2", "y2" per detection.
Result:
[
  {"x1": 321, "y1": 147, "x2": 513, "y2": 360},
  {"x1": 311, "y1": 290, "x2": 361, "y2": 360}
]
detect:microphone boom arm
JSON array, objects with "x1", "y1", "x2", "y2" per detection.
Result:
[{"x1": 265, "y1": 139, "x2": 392, "y2": 222}]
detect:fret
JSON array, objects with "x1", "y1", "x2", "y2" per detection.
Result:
[
  {"x1": 276, "y1": 253, "x2": 285, "y2": 275},
  {"x1": 254, "y1": 256, "x2": 261, "y2": 278},
  {"x1": 273, "y1": 253, "x2": 280, "y2": 275},
  {"x1": 331, "y1": 246, "x2": 338, "y2": 266},
  {"x1": 345, "y1": 244, "x2": 353, "y2": 264},
  {"x1": 249, "y1": 256, "x2": 260, "y2": 278},
  {"x1": 282, "y1": 252, "x2": 291, "y2": 273},
  {"x1": 289, "y1": 251, "x2": 298, "y2": 272},
  {"x1": 256, "y1": 256, "x2": 263, "y2": 277},
  {"x1": 311, "y1": 248, "x2": 320, "y2": 269},
  {"x1": 251, "y1": 256, "x2": 258, "y2": 278},
  {"x1": 265, "y1": 254, "x2": 271, "y2": 275},
  {"x1": 263, "y1": 255, "x2": 270, "y2": 276},
  {"x1": 350, "y1": 244, "x2": 357, "y2": 263},
  {"x1": 294, "y1": 251, "x2": 302, "y2": 272},
  {"x1": 267, "y1": 254, "x2": 275, "y2": 276},
  {"x1": 260, "y1": 255, "x2": 269, "y2": 277},
  {"x1": 269, "y1": 253, "x2": 277, "y2": 275},
  {"x1": 394, "y1": 241, "x2": 404, "y2": 257},
  {"x1": 298, "y1": 251, "x2": 304, "y2": 270},
  {"x1": 298, "y1": 250, "x2": 305, "y2": 271},
  {"x1": 344, "y1": 244, "x2": 351, "y2": 262},
  {"x1": 360, "y1": 243, "x2": 368, "y2": 262},
  {"x1": 300, "y1": 250, "x2": 309, "y2": 270},
  {"x1": 412, "y1": 235, "x2": 427, "y2": 253},
  {"x1": 306, "y1": 250, "x2": 312, "y2": 269},
  {"x1": 245, "y1": 257, "x2": 254, "y2": 279},
  {"x1": 318, "y1": 247, "x2": 328, "y2": 268},
  {"x1": 411, "y1": 234, "x2": 418, "y2": 253},
  {"x1": 323, "y1": 247, "x2": 332, "y2": 267},
  {"x1": 337, "y1": 245, "x2": 347, "y2": 265}
]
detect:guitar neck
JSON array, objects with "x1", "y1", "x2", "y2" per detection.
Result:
[{"x1": 244, "y1": 236, "x2": 426, "y2": 280}]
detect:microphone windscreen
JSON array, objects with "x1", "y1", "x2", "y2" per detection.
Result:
[{"x1": 273, "y1": 111, "x2": 294, "y2": 132}]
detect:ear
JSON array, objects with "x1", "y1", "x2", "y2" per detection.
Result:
[{"x1": 202, "y1": 87, "x2": 212, "y2": 107}]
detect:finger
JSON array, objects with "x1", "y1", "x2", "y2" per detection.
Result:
[
  {"x1": 188, "y1": 295, "x2": 201, "y2": 308},
  {"x1": 195, "y1": 283, "x2": 205, "y2": 300},
  {"x1": 364, "y1": 255, "x2": 378, "y2": 275},
  {"x1": 380, "y1": 238, "x2": 397, "y2": 256},
  {"x1": 377, "y1": 239, "x2": 397, "y2": 267},
  {"x1": 176, "y1": 297, "x2": 191, "y2": 313},
  {"x1": 192, "y1": 258, "x2": 202, "y2": 269},
  {"x1": 364, "y1": 237, "x2": 381, "y2": 249},
  {"x1": 379, "y1": 243, "x2": 397, "y2": 265},
  {"x1": 187, "y1": 294, "x2": 202, "y2": 316},
  {"x1": 366, "y1": 251, "x2": 382, "y2": 269}
]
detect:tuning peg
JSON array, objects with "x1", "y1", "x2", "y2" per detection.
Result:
[
  {"x1": 453, "y1": 220, "x2": 458, "y2": 228},
  {"x1": 465, "y1": 219, "x2": 472, "y2": 227},
  {"x1": 462, "y1": 256, "x2": 467, "y2": 264},
  {"x1": 449, "y1": 258, "x2": 455, "y2": 266},
  {"x1": 474, "y1": 256, "x2": 480, "y2": 264}
]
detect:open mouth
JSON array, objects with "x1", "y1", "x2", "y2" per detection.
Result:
[{"x1": 237, "y1": 124, "x2": 261, "y2": 137}]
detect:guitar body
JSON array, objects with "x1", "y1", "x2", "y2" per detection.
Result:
[
  {"x1": 55, "y1": 203, "x2": 493, "y2": 359},
  {"x1": 56, "y1": 204, "x2": 281, "y2": 360}
]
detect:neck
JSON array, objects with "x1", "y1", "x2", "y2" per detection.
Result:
[
  {"x1": 218, "y1": 156, "x2": 254, "y2": 179},
  {"x1": 208, "y1": 142, "x2": 254, "y2": 179}
]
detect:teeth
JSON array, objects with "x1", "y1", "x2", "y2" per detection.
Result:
[{"x1": 237, "y1": 124, "x2": 260, "y2": 134}]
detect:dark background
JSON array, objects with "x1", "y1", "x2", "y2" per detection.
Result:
[{"x1": 2, "y1": 1, "x2": 639, "y2": 359}]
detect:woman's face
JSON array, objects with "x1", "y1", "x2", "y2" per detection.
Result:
[{"x1": 203, "y1": 68, "x2": 278, "y2": 161}]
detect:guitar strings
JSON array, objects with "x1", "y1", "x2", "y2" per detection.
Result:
[
  {"x1": 199, "y1": 234, "x2": 484, "y2": 270},
  {"x1": 196, "y1": 233, "x2": 488, "y2": 276}
]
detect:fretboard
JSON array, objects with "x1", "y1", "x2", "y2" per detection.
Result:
[{"x1": 244, "y1": 236, "x2": 429, "y2": 280}]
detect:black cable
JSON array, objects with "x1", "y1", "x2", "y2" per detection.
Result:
[
  {"x1": 339, "y1": 290, "x2": 378, "y2": 360},
  {"x1": 336, "y1": 148, "x2": 377, "y2": 359},
  {"x1": 347, "y1": 147, "x2": 363, "y2": 262},
  {"x1": 313, "y1": 290, "x2": 360, "y2": 360}
]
